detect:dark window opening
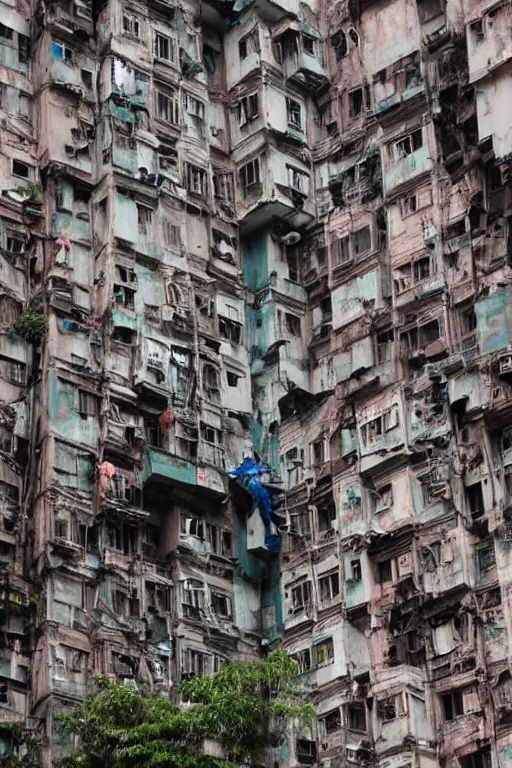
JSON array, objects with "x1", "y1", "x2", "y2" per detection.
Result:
[
  {"x1": 347, "y1": 702, "x2": 366, "y2": 731},
  {"x1": 378, "y1": 559, "x2": 392, "y2": 584},
  {"x1": 12, "y1": 160, "x2": 30, "y2": 179},
  {"x1": 332, "y1": 31, "x2": 347, "y2": 60},
  {"x1": 442, "y1": 689, "x2": 463, "y2": 721},
  {"x1": 467, "y1": 481, "x2": 484, "y2": 520},
  {"x1": 349, "y1": 88, "x2": 363, "y2": 117},
  {"x1": 323, "y1": 709, "x2": 341, "y2": 733}
]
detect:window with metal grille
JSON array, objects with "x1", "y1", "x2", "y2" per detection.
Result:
[{"x1": 137, "y1": 205, "x2": 153, "y2": 235}]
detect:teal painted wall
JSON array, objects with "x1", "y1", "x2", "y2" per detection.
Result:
[
  {"x1": 476, "y1": 290, "x2": 512, "y2": 355},
  {"x1": 262, "y1": 556, "x2": 283, "y2": 643},
  {"x1": 241, "y1": 232, "x2": 269, "y2": 293}
]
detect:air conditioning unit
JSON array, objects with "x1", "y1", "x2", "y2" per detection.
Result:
[{"x1": 500, "y1": 354, "x2": 512, "y2": 374}]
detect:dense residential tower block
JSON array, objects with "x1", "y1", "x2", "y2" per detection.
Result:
[{"x1": 0, "y1": 0, "x2": 511, "y2": 764}]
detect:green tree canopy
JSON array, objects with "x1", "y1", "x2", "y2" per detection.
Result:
[{"x1": 56, "y1": 651, "x2": 314, "y2": 768}]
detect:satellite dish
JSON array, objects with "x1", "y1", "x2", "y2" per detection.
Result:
[{"x1": 280, "y1": 231, "x2": 301, "y2": 246}]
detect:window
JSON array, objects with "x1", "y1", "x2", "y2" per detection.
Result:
[
  {"x1": 302, "y1": 35, "x2": 315, "y2": 55},
  {"x1": 320, "y1": 100, "x2": 337, "y2": 134},
  {"x1": 122, "y1": 12, "x2": 141, "y2": 37},
  {"x1": 322, "y1": 709, "x2": 341, "y2": 734},
  {"x1": 284, "y1": 312, "x2": 301, "y2": 337},
  {"x1": 332, "y1": 227, "x2": 371, "y2": 266},
  {"x1": 292, "y1": 648, "x2": 312, "y2": 674},
  {"x1": 181, "y1": 516, "x2": 205, "y2": 539},
  {"x1": 332, "y1": 235, "x2": 350, "y2": 266},
  {"x1": 350, "y1": 559, "x2": 362, "y2": 582},
  {"x1": 477, "y1": 539, "x2": 496, "y2": 574},
  {"x1": 394, "y1": 129, "x2": 423, "y2": 159},
  {"x1": 0, "y1": 294, "x2": 21, "y2": 326},
  {"x1": 377, "y1": 329, "x2": 394, "y2": 364},
  {"x1": 163, "y1": 220, "x2": 181, "y2": 248},
  {"x1": 318, "y1": 571, "x2": 340, "y2": 602},
  {"x1": 54, "y1": 520, "x2": 69, "y2": 539},
  {"x1": 373, "y1": 484, "x2": 393, "y2": 512},
  {"x1": 442, "y1": 689, "x2": 464, "y2": 720},
  {"x1": 185, "y1": 164, "x2": 208, "y2": 195},
  {"x1": 12, "y1": 160, "x2": 30, "y2": 180},
  {"x1": 360, "y1": 407, "x2": 399, "y2": 446},
  {"x1": 332, "y1": 30, "x2": 347, "y2": 60},
  {"x1": 113, "y1": 589, "x2": 127, "y2": 615},
  {"x1": 348, "y1": 27, "x2": 359, "y2": 46},
  {"x1": 0, "y1": 24, "x2": 13, "y2": 41},
  {"x1": 203, "y1": 364, "x2": 220, "y2": 394},
  {"x1": 353, "y1": 226, "x2": 371, "y2": 255},
  {"x1": 287, "y1": 98, "x2": 302, "y2": 130},
  {"x1": 461, "y1": 308, "x2": 477, "y2": 335},
  {"x1": 227, "y1": 371, "x2": 239, "y2": 387},
  {"x1": 460, "y1": 749, "x2": 491, "y2": 768},
  {"x1": 182, "y1": 579, "x2": 205, "y2": 610},
  {"x1": 467, "y1": 482, "x2": 484, "y2": 520},
  {"x1": 137, "y1": 205, "x2": 153, "y2": 235},
  {"x1": 286, "y1": 245, "x2": 302, "y2": 282},
  {"x1": 201, "y1": 423, "x2": 222, "y2": 446},
  {"x1": 146, "y1": 581, "x2": 171, "y2": 612},
  {"x1": 207, "y1": 524, "x2": 232, "y2": 557},
  {"x1": 211, "y1": 591, "x2": 232, "y2": 618},
  {"x1": 240, "y1": 159, "x2": 260, "y2": 195},
  {"x1": 114, "y1": 284, "x2": 136, "y2": 308},
  {"x1": 315, "y1": 638, "x2": 334, "y2": 667},
  {"x1": 203, "y1": 43, "x2": 217, "y2": 75},
  {"x1": 219, "y1": 316, "x2": 242, "y2": 343},
  {"x1": 237, "y1": 93, "x2": 259, "y2": 126},
  {"x1": 213, "y1": 171, "x2": 234, "y2": 202},
  {"x1": 287, "y1": 166, "x2": 308, "y2": 193},
  {"x1": 81, "y1": 69, "x2": 93, "y2": 89},
  {"x1": 283, "y1": 447, "x2": 304, "y2": 489},
  {"x1": 347, "y1": 702, "x2": 366, "y2": 731},
  {"x1": 52, "y1": 40, "x2": 73, "y2": 63},
  {"x1": 378, "y1": 559, "x2": 392, "y2": 584},
  {"x1": 312, "y1": 439, "x2": 325, "y2": 465},
  {"x1": 111, "y1": 473, "x2": 141, "y2": 507},
  {"x1": 106, "y1": 523, "x2": 122, "y2": 551},
  {"x1": 78, "y1": 390, "x2": 98, "y2": 418},
  {"x1": 239, "y1": 28, "x2": 259, "y2": 59},
  {"x1": 318, "y1": 501, "x2": 336, "y2": 531},
  {"x1": 297, "y1": 739, "x2": 317, "y2": 765},
  {"x1": 291, "y1": 580, "x2": 312, "y2": 612},
  {"x1": 116, "y1": 266, "x2": 137, "y2": 285},
  {"x1": 349, "y1": 88, "x2": 363, "y2": 117},
  {"x1": 378, "y1": 696, "x2": 402, "y2": 722},
  {"x1": 290, "y1": 505, "x2": 310, "y2": 544},
  {"x1": 183, "y1": 92, "x2": 205, "y2": 120},
  {"x1": 402, "y1": 194, "x2": 418, "y2": 216},
  {"x1": 154, "y1": 32, "x2": 176, "y2": 62},
  {"x1": 156, "y1": 89, "x2": 179, "y2": 124},
  {"x1": 413, "y1": 255, "x2": 431, "y2": 282},
  {"x1": 6, "y1": 360, "x2": 25, "y2": 384},
  {"x1": 469, "y1": 19, "x2": 485, "y2": 44}
]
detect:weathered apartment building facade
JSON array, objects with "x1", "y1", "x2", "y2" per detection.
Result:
[{"x1": 1, "y1": 0, "x2": 512, "y2": 763}]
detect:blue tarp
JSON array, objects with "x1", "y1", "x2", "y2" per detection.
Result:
[{"x1": 230, "y1": 459, "x2": 280, "y2": 551}]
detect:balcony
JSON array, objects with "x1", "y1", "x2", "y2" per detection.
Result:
[
  {"x1": 281, "y1": 33, "x2": 328, "y2": 92},
  {"x1": 142, "y1": 446, "x2": 197, "y2": 487},
  {"x1": 384, "y1": 145, "x2": 433, "y2": 195},
  {"x1": 238, "y1": 151, "x2": 315, "y2": 232},
  {"x1": 373, "y1": 53, "x2": 425, "y2": 116},
  {"x1": 345, "y1": 577, "x2": 367, "y2": 609}
]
